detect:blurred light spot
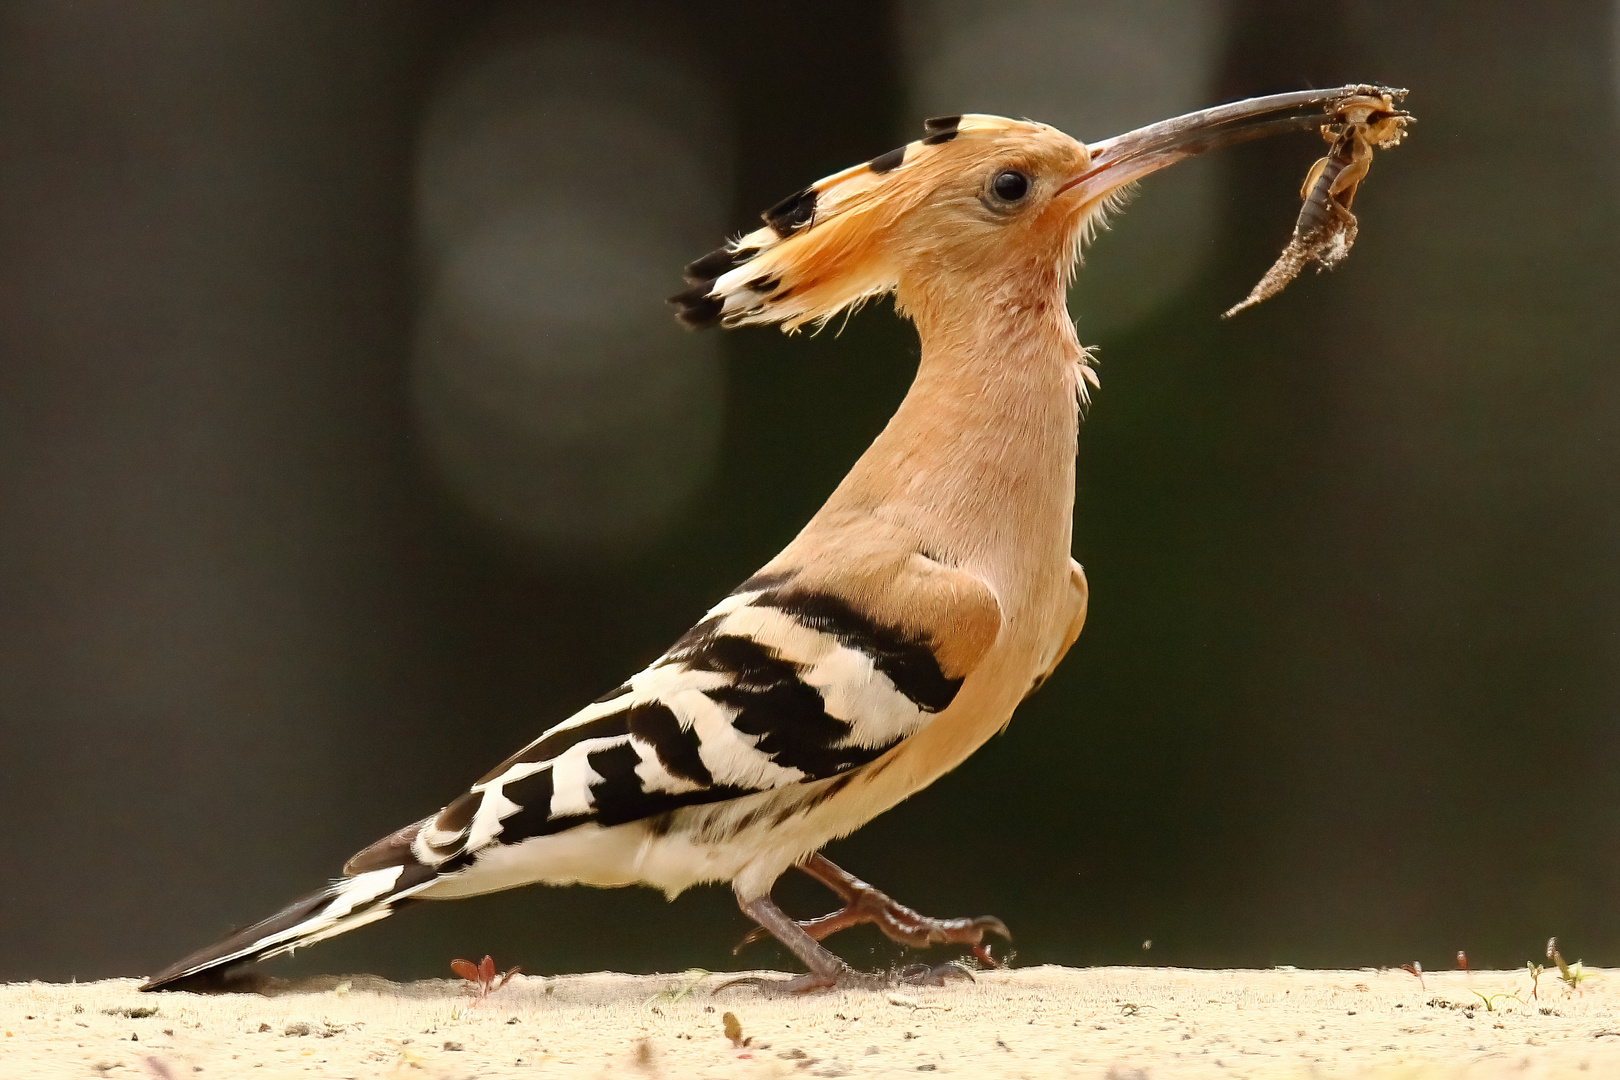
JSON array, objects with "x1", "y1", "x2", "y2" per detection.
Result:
[
  {"x1": 901, "y1": 0, "x2": 1227, "y2": 337},
  {"x1": 414, "y1": 35, "x2": 728, "y2": 553}
]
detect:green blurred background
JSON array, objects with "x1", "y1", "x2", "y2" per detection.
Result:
[{"x1": 1, "y1": 0, "x2": 1617, "y2": 982}]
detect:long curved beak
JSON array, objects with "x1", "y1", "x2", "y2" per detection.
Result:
[{"x1": 1058, "y1": 84, "x2": 1407, "y2": 204}]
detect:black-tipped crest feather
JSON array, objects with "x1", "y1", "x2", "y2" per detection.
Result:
[
  {"x1": 669, "y1": 114, "x2": 1037, "y2": 334},
  {"x1": 668, "y1": 282, "x2": 723, "y2": 329},
  {"x1": 684, "y1": 245, "x2": 753, "y2": 283},
  {"x1": 763, "y1": 188, "x2": 817, "y2": 236},
  {"x1": 868, "y1": 146, "x2": 906, "y2": 173}
]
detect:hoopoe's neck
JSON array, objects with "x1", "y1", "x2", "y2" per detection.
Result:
[{"x1": 813, "y1": 268, "x2": 1084, "y2": 597}]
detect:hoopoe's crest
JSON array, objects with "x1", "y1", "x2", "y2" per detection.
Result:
[{"x1": 670, "y1": 115, "x2": 1097, "y2": 333}]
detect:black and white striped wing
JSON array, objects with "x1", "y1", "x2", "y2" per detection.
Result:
[
  {"x1": 139, "y1": 564, "x2": 1002, "y2": 990},
  {"x1": 408, "y1": 578, "x2": 974, "y2": 869}
]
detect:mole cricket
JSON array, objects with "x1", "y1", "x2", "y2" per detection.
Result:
[{"x1": 1225, "y1": 90, "x2": 1413, "y2": 317}]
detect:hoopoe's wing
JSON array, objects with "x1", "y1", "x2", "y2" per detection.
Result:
[
  {"x1": 1025, "y1": 559, "x2": 1088, "y2": 699},
  {"x1": 358, "y1": 552, "x2": 1003, "y2": 876}
]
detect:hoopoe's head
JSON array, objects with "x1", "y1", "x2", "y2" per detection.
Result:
[
  {"x1": 671, "y1": 87, "x2": 1399, "y2": 333},
  {"x1": 670, "y1": 115, "x2": 1096, "y2": 333}
]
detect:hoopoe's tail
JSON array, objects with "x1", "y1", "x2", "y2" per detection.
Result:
[{"x1": 140, "y1": 825, "x2": 445, "y2": 991}]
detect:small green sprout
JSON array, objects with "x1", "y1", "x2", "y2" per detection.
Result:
[
  {"x1": 650, "y1": 968, "x2": 712, "y2": 1006},
  {"x1": 1469, "y1": 990, "x2": 1518, "y2": 1012},
  {"x1": 1547, "y1": 937, "x2": 1600, "y2": 994}
]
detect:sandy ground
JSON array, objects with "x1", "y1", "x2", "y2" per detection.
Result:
[{"x1": 2, "y1": 966, "x2": 1616, "y2": 1079}]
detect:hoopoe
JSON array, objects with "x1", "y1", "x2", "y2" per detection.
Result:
[{"x1": 143, "y1": 86, "x2": 1398, "y2": 994}]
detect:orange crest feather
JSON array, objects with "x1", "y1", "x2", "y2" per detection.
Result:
[{"x1": 671, "y1": 115, "x2": 1039, "y2": 333}]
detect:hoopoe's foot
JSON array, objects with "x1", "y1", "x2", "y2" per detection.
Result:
[
  {"x1": 728, "y1": 855, "x2": 1008, "y2": 991},
  {"x1": 722, "y1": 891, "x2": 978, "y2": 995},
  {"x1": 897, "y1": 961, "x2": 978, "y2": 986},
  {"x1": 722, "y1": 961, "x2": 975, "y2": 996},
  {"x1": 759, "y1": 854, "x2": 1011, "y2": 954},
  {"x1": 716, "y1": 964, "x2": 885, "y2": 996},
  {"x1": 718, "y1": 894, "x2": 880, "y2": 995}
]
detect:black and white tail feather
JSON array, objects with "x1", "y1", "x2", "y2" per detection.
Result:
[
  {"x1": 141, "y1": 571, "x2": 961, "y2": 990},
  {"x1": 141, "y1": 866, "x2": 442, "y2": 989}
]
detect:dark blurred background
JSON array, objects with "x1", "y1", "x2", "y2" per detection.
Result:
[{"x1": 1, "y1": 0, "x2": 1617, "y2": 983}]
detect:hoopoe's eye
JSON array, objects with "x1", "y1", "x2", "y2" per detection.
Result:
[{"x1": 991, "y1": 170, "x2": 1031, "y2": 203}]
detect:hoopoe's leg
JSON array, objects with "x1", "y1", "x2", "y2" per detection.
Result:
[
  {"x1": 724, "y1": 884, "x2": 980, "y2": 994},
  {"x1": 725, "y1": 893, "x2": 877, "y2": 994},
  {"x1": 735, "y1": 854, "x2": 1009, "y2": 963},
  {"x1": 795, "y1": 854, "x2": 1010, "y2": 954}
]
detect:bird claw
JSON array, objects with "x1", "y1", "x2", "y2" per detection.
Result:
[
  {"x1": 734, "y1": 906, "x2": 1007, "y2": 954},
  {"x1": 898, "y1": 961, "x2": 976, "y2": 986},
  {"x1": 715, "y1": 960, "x2": 971, "y2": 996},
  {"x1": 714, "y1": 965, "x2": 887, "y2": 996},
  {"x1": 725, "y1": 860, "x2": 1006, "y2": 996}
]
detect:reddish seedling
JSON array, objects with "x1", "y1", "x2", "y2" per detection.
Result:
[
  {"x1": 1400, "y1": 961, "x2": 1425, "y2": 990},
  {"x1": 451, "y1": 954, "x2": 521, "y2": 1006},
  {"x1": 1526, "y1": 961, "x2": 1544, "y2": 999}
]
